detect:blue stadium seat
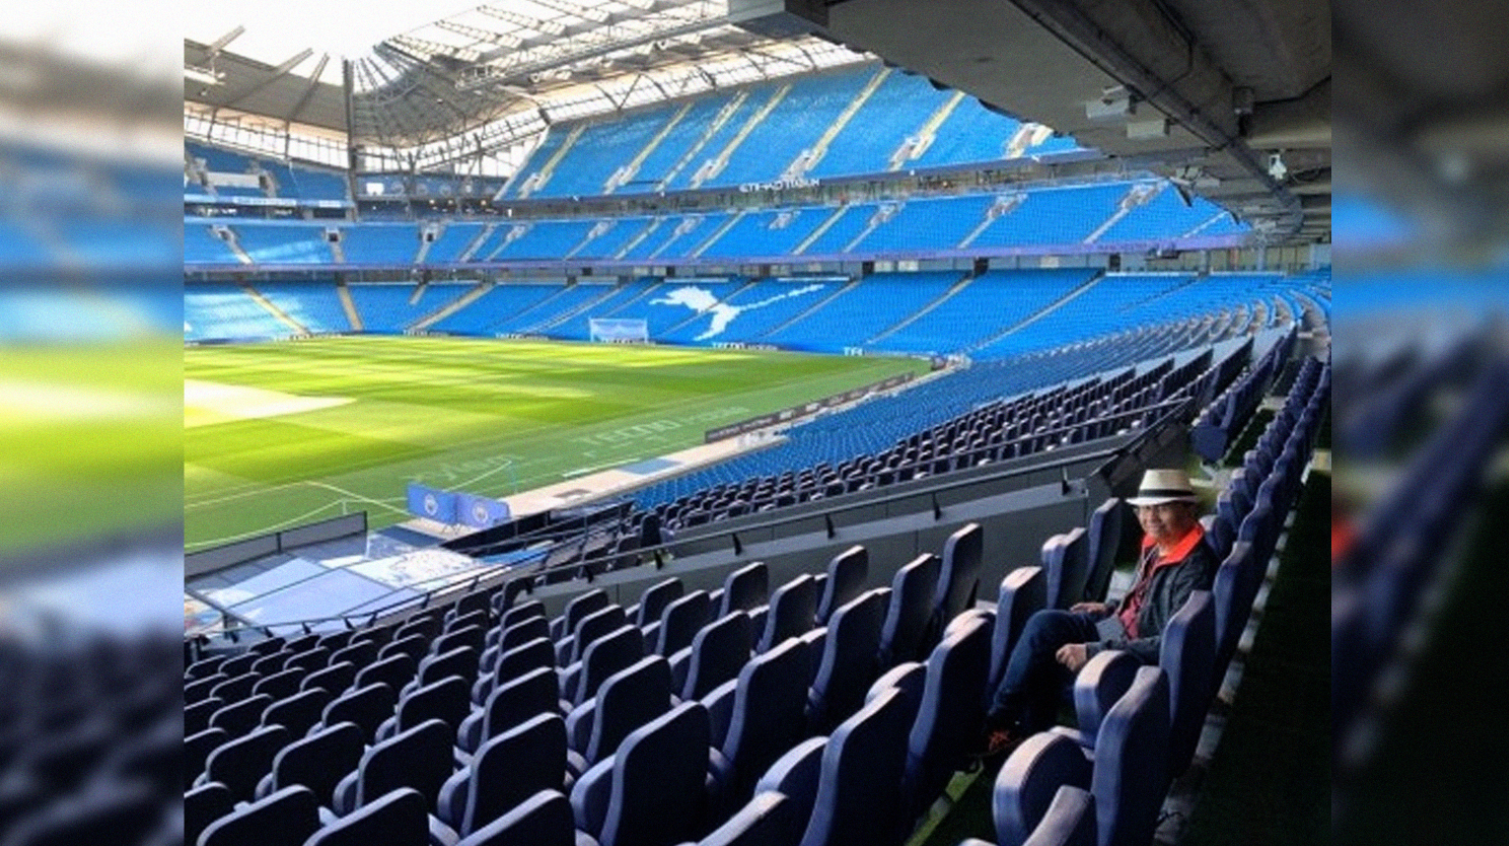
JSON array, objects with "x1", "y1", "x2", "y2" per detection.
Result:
[
  {"x1": 698, "y1": 791, "x2": 801, "y2": 846},
  {"x1": 570, "y1": 701, "x2": 712, "y2": 846},
  {"x1": 554, "y1": 590, "x2": 612, "y2": 642},
  {"x1": 989, "y1": 566, "x2": 1047, "y2": 695},
  {"x1": 817, "y1": 545, "x2": 870, "y2": 626},
  {"x1": 184, "y1": 781, "x2": 234, "y2": 846},
  {"x1": 676, "y1": 612, "x2": 754, "y2": 701},
  {"x1": 564, "y1": 625, "x2": 646, "y2": 708},
  {"x1": 1024, "y1": 785, "x2": 1098, "y2": 846},
  {"x1": 719, "y1": 562, "x2": 770, "y2": 617},
  {"x1": 302, "y1": 661, "x2": 356, "y2": 697},
  {"x1": 198, "y1": 784, "x2": 319, "y2": 846},
  {"x1": 255, "y1": 721, "x2": 364, "y2": 806},
  {"x1": 1043, "y1": 527, "x2": 1089, "y2": 611},
  {"x1": 901, "y1": 610, "x2": 993, "y2": 821},
  {"x1": 453, "y1": 789, "x2": 589, "y2": 846},
  {"x1": 320, "y1": 682, "x2": 397, "y2": 745},
  {"x1": 757, "y1": 575, "x2": 819, "y2": 653},
  {"x1": 560, "y1": 605, "x2": 629, "y2": 668},
  {"x1": 710, "y1": 635, "x2": 813, "y2": 806},
  {"x1": 798, "y1": 686, "x2": 914, "y2": 846},
  {"x1": 630, "y1": 578, "x2": 685, "y2": 628},
  {"x1": 752, "y1": 737, "x2": 827, "y2": 836},
  {"x1": 569, "y1": 655, "x2": 673, "y2": 767},
  {"x1": 332, "y1": 718, "x2": 453, "y2": 818},
  {"x1": 260, "y1": 686, "x2": 333, "y2": 740},
  {"x1": 992, "y1": 733, "x2": 1093, "y2": 846},
  {"x1": 209, "y1": 693, "x2": 272, "y2": 737},
  {"x1": 877, "y1": 553, "x2": 941, "y2": 667},
  {"x1": 439, "y1": 713, "x2": 573, "y2": 838},
  {"x1": 198, "y1": 724, "x2": 289, "y2": 801},
  {"x1": 474, "y1": 637, "x2": 555, "y2": 705},
  {"x1": 1161, "y1": 591, "x2": 1215, "y2": 776},
  {"x1": 307, "y1": 787, "x2": 435, "y2": 846},
  {"x1": 459, "y1": 666, "x2": 560, "y2": 755},
  {"x1": 931, "y1": 523, "x2": 984, "y2": 647},
  {"x1": 375, "y1": 675, "x2": 470, "y2": 744},
  {"x1": 806, "y1": 590, "x2": 887, "y2": 733}
]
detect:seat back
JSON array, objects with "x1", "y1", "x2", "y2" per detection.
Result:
[
  {"x1": 1091, "y1": 667, "x2": 1171, "y2": 846},
  {"x1": 1212, "y1": 542, "x2": 1258, "y2": 675},
  {"x1": 588, "y1": 656, "x2": 674, "y2": 765},
  {"x1": 502, "y1": 599, "x2": 547, "y2": 630},
  {"x1": 721, "y1": 562, "x2": 769, "y2": 616},
  {"x1": 377, "y1": 633, "x2": 427, "y2": 666},
  {"x1": 204, "y1": 724, "x2": 289, "y2": 802},
  {"x1": 577, "y1": 625, "x2": 647, "y2": 705},
  {"x1": 252, "y1": 666, "x2": 306, "y2": 701},
  {"x1": 1070, "y1": 651, "x2": 1140, "y2": 747},
  {"x1": 465, "y1": 713, "x2": 569, "y2": 835},
  {"x1": 199, "y1": 784, "x2": 319, "y2": 846},
  {"x1": 560, "y1": 589, "x2": 611, "y2": 640},
  {"x1": 807, "y1": 590, "x2": 886, "y2": 733},
  {"x1": 699, "y1": 791, "x2": 801, "y2": 846},
  {"x1": 1160, "y1": 591, "x2": 1215, "y2": 776},
  {"x1": 902, "y1": 610, "x2": 993, "y2": 818},
  {"x1": 499, "y1": 615, "x2": 551, "y2": 654},
  {"x1": 799, "y1": 686, "x2": 913, "y2": 846},
  {"x1": 721, "y1": 636, "x2": 812, "y2": 801},
  {"x1": 482, "y1": 665, "x2": 560, "y2": 744},
  {"x1": 417, "y1": 645, "x2": 479, "y2": 689},
  {"x1": 878, "y1": 554, "x2": 941, "y2": 667},
  {"x1": 396, "y1": 675, "x2": 470, "y2": 738},
  {"x1": 758, "y1": 574, "x2": 818, "y2": 653},
  {"x1": 634, "y1": 577, "x2": 686, "y2": 627},
  {"x1": 568, "y1": 604, "x2": 630, "y2": 665},
  {"x1": 682, "y1": 612, "x2": 754, "y2": 701},
  {"x1": 1044, "y1": 527, "x2": 1089, "y2": 611},
  {"x1": 432, "y1": 624, "x2": 486, "y2": 661},
  {"x1": 990, "y1": 566, "x2": 1047, "y2": 692},
  {"x1": 991, "y1": 733, "x2": 1094, "y2": 846},
  {"x1": 1083, "y1": 498, "x2": 1124, "y2": 603},
  {"x1": 600, "y1": 702, "x2": 712, "y2": 846},
  {"x1": 302, "y1": 661, "x2": 356, "y2": 696},
  {"x1": 305, "y1": 787, "x2": 430, "y2": 846},
  {"x1": 261, "y1": 687, "x2": 333, "y2": 738},
  {"x1": 208, "y1": 694, "x2": 272, "y2": 737},
  {"x1": 269, "y1": 721, "x2": 364, "y2": 807},
  {"x1": 932, "y1": 523, "x2": 983, "y2": 644},
  {"x1": 357, "y1": 718, "x2": 454, "y2": 813},
  {"x1": 817, "y1": 545, "x2": 869, "y2": 626},
  {"x1": 455, "y1": 789, "x2": 579, "y2": 846},
  {"x1": 1022, "y1": 785, "x2": 1097, "y2": 846},
  {"x1": 657, "y1": 590, "x2": 713, "y2": 656},
  {"x1": 496, "y1": 636, "x2": 557, "y2": 689},
  {"x1": 353, "y1": 653, "x2": 416, "y2": 694},
  {"x1": 184, "y1": 781, "x2": 234, "y2": 846},
  {"x1": 321, "y1": 682, "x2": 396, "y2": 744}
]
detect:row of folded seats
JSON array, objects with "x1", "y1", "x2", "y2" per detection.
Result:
[
  {"x1": 971, "y1": 357, "x2": 1328, "y2": 846},
  {"x1": 183, "y1": 521, "x2": 990, "y2": 846},
  {"x1": 1189, "y1": 329, "x2": 1296, "y2": 463},
  {"x1": 180, "y1": 356, "x2": 1328, "y2": 846}
]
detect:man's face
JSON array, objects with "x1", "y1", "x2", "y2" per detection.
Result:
[{"x1": 1138, "y1": 501, "x2": 1197, "y2": 546}]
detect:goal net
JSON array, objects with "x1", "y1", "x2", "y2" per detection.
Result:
[{"x1": 589, "y1": 317, "x2": 650, "y2": 343}]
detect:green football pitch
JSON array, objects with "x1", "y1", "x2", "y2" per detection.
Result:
[{"x1": 185, "y1": 336, "x2": 931, "y2": 551}]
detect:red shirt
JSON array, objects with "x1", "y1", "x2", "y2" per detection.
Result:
[{"x1": 1117, "y1": 524, "x2": 1206, "y2": 638}]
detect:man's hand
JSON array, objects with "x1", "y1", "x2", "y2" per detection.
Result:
[
  {"x1": 1070, "y1": 601, "x2": 1109, "y2": 617},
  {"x1": 1055, "y1": 643, "x2": 1089, "y2": 672}
]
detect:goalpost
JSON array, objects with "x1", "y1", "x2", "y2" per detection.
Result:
[{"x1": 589, "y1": 317, "x2": 650, "y2": 344}]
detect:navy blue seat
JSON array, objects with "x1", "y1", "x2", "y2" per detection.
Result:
[
  {"x1": 260, "y1": 687, "x2": 333, "y2": 738},
  {"x1": 901, "y1": 610, "x2": 993, "y2": 821},
  {"x1": 631, "y1": 578, "x2": 685, "y2": 628},
  {"x1": 1160, "y1": 591, "x2": 1215, "y2": 775},
  {"x1": 354, "y1": 652, "x2": 417, "y2": 694},
  {"x1": 320, "y1": 682, "x2": 396, "y2": 744},
  {"x1": 992, "y1": 733, "x2": 1093, "y2": 846},
  {"x1": 377, "y1": 675, "x2": 470, "y2": 743},
  {"x1": 1211, "y1": 541, "x2": 1259, "y2": 675},
  {"x1": 403, "y1": 646, "x2": 480, "y2": 700},
  {"x1": 502, "y1": 599, "x2": 547, "y2": 630},
  {"x1": 185, "y1": 674, "x2": 226, "y2": 706},
  {"x1": 199, "y1": 724, "x2": 290, "y2": 802},
  {"x1": 1023, "y1": 785, "x2": 1097, "y2": 846},
  {"x1": 719, "y1": 562, "x2": 769, "y2": 617},
  {"x1": 430, "y1": 623, "x2": 485, "y2": 662},
  {"x1": 817, "y1": 546, "x2": 869, "y2": 626},
  {"x1": 554, "y1": 590, "x2": 611, "y2": 642},
  {"x1": 698, "y1": 791, "x2": 801, "y2": 846},
  {"x1": 184, "y1": 781, "x2": 234, "y2": 846},
  {"x1": 565, "y1": 624, "x2": 646, "y2": 707},
  {"x1": 806, "y1": 590, "x2": 887, "y2": 734},
  {"x1": 1059, "y1": 650, "x2": 1140, "y2": 750},
  {"x1": 989, "y1": 566, "x2": 1047, "y2": 694},
  {"x1": 655, "y1": 590, "x2": 713, "y2": 656},
  {"x1": 439, "y1": 713, "x2": 572, "y2": 837},
  {"x1": 209, "y1": 672, "x2": 259, "y2": 704},
  {"x1": 198, "y1": 785, "x2": 319, "y2": 846},
  {"x1": 328, "y1": 640, "x2": 377, "y2": 673},
  {"x1": 254, "y1": 721, "x2": 364, "y2": 806},
  {"x1": 710, "y1": 636, "x2": 813, "y2": 805},
  {"x1": 1089, "y1": 667, "x2": 1171, "y2": 846},
  {"x1": 482, "y1": 616, "x2": 550, "y2": 676},
  {"x1": 250, "y1": 651, "x2": 291, "y2": 677},
  {"x1": 217, "y1": 652, "x2": 258, "y2": 678},
  {"x1": 252, "y1": 666, "x2": 307, "y2": 701},
  {"x1": 1083, "y1": 498, "x2": 1124, "y2": 603},
  {"x1": 798, "y1": 686, "x2": 913, "y2": 846},
  {"x1": 208, "y1": 694, "x2": 272, "y2": 737},
  {"x1": 560, "y1": 605, "x2": 629, "y2": 667},
  {"x1": 1043, "y1": 528, "x2": 1089, "y2": 611},
  {"x1": 474, "y1": 636, "x2": 556, "y2": 705},
  {"x1": 332, "y1": 718, "x2": 454, "y2": 818},
  {"x1": 752, "y1": 737, "x2": 826, "y2": 835},
  {"x1": 307, "y1": 787, "x2": 433, "y2": 846},
  {"x1": 185, "y1": 727, "x2": 228, "y2": 790},
  {"x1": 454, "y1": 789, "x2": 588, "y2": 846},
  {"x1": 677, "y1": 612, "x2": 753, "y2": 701},
  {"x1": 302, "y1": 661, "x2": 357, "y2": 696},
  {"x1": 460, "y1": 665, "x2": 560, "y2": 755},
  {"x1": 571, "y1": 701, "x2": 712, "y2": 846},
  {"x1": 569, "y1": 655, "x2": 673, "y2": 767},
  {"x1": 930, "y1": 523, "x2": 983, "y2": 649},
  {"x1": 877, "y1": 554, "x2": 941, "y2": 667},
  {"x1": 379, "y1": 634, "x2": 429, "y2": 669}
]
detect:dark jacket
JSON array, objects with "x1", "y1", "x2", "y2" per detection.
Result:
[{"x1": 1088, "y1": 527, "x2": 1219, "y2": 665}]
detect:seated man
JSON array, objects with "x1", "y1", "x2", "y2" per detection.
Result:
[{"x1": 981, "y1": 468, "x2": 1218, "y2": 754}]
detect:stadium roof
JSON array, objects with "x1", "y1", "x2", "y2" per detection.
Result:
[{"x1": 185, "y1": 1, "x2": 870, "y2": 150}]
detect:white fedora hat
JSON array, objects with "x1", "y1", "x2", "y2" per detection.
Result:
[{"x1": 1126, "y1": 468, "x2": 1200, "y2": 506}]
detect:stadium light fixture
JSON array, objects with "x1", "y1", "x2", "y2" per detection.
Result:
[{"x1": 184, "y1": 65, "x2": 224, "y2": 86}]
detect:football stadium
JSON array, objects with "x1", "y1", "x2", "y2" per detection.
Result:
[{"x1": 181, "y1": 2, "x2": 1331, "y2": 846}]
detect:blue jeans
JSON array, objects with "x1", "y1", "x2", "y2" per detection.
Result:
[{"x1": 985, "y1": 609, "x2": 1101, "y2": 734}]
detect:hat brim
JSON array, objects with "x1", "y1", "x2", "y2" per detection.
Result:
[{"x1": 1126, "y1": 494, "x2": 1199, "y2": 506}]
